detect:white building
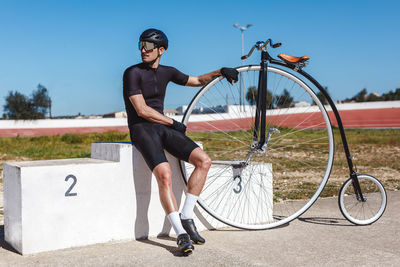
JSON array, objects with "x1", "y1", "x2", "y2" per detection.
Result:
[{"x1": 102, "y1": 111, "x2": 127, "y2": 118}]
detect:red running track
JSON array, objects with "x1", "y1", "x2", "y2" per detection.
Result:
[
  {"x1": 1, "y1": 108, "x2": 399, "y2": 137},
  {"x1": 187, "y1": 108, "x2": 400, "y2": 132}
]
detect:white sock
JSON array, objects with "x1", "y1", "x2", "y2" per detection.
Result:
[
  {"x1": 167, "y1": 211, "x2": 186, "y2": 236},
  {"x1": 180, "y1": 193, "x2": 199, "y2": 220}
]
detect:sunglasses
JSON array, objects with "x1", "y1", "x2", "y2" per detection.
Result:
[{"x1": 138, "y1": 41, "x2": 157, "y2": 51}]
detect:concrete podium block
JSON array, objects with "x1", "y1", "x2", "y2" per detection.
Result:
[
  {"x1": 3, "y1": 142, "x2": 273, "y2": 254},
  {"x1": 4, "y1": 156, "x2": 135, "y2": 254},
  {"x1": 3, "y1": 143, "x2": 205, "y2": 254},
  {"x1": 184, "y1": 161, "x2": 273, "y2": 227}
]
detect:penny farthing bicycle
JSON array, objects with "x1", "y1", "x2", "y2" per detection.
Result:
[{"x1": 179, "y1": 39, "x2": 387, "y2": 229}]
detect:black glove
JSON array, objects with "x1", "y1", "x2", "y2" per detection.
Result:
[
  {"x1": 221, "y1": 67, "x2": 239, "y2": 84},
  {"x1": 171, "y1": 119, "x2": 187, "y2": 134}
]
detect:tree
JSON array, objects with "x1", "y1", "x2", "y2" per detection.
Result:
[
  {"x1": 246, "y1": 86, "x2": 258, "y2": 105},
  {"x1": 341, "y1": 88, "x2": 400, "y2": 103},
  {"x1": 275, "y1": 89, "x2": 293, "y2": 108},
  {"x1": 32, "y1": 84, "x2": 52, "y2": 118},
  {"x1": 3, "y1": 84, "x2": 51, "y2": 120},
  {"x1": 353, "y1": 88, "x2": 368, "y2": 102},
  {"x1": 381, "y1": 88, "x2": 400, "y2": 101},
  {"x1": 3, "y1": 91, "x2": 34, "y2": 119},
  {"x1": 246, "y1": 86, "x2": 274, "y2": 108},
  {"x1": 395, "y1": 88, "x2": 400, "y2": 99}
]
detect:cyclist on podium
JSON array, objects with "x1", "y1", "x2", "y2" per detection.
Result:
[{"x1": 123, "y1": 28, "x2": 238, "y2": 255}]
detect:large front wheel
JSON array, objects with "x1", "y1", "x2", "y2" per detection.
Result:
[{"x1": 180, "y1": 65, "x2": 334, "y2": 229}]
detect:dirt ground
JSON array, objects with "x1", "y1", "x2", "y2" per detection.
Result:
[{"x1": 330, "y1": 144, "x2": 400, "y2": 190}]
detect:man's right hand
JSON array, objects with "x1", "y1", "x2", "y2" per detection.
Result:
[
  {"x1": 221, "y1": 67, "x2": 239, "y2": 84},
  {"x1": 171, "y1": 119, "x2": 187, "y2": 134}
]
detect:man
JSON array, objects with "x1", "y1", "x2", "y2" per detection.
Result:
[{"x1": 123, "y1": 28, "x2": 238, "y2": 256}]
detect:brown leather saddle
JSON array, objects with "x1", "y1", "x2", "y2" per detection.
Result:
[{"x1": 278, "y1": 54, "x2": 310, "y2": 64}]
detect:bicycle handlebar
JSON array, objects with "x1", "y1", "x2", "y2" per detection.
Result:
[{"x1": 241, "y1": 39, "x2": 281, "y2": 60}]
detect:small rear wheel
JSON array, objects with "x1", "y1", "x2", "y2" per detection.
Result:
[{"x1": 338, "y1": 174, "x2": 387, "y2": 225}]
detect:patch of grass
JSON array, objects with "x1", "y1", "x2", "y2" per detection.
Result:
[
  {"x1": 61, "y1": 134, "x2": 84, "y2": 144},
  {"x1": 320, "y1": 183, "x2": 340, "y2": 198},
  {"x1": 274, "y1": 182, "x2": 321, "y2": 200},
  {"x1": 333, "y1": 128, "x2": 400, "y2": 146},
  {"x1": 93, "y1": 132, "x2": 129, "y2": 142},
  {"x1": 385, "y1": 179, "x2": 400, "y2": 190},
  {"x1": 0, "y1": 131, "x2": 130, "y2": 160}
]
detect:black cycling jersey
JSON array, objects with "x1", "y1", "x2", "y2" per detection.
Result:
[
  {"x1": 123, "y1": 63, "x2": 189, "y2": 126},
  {"x1": 123, "y1": 63, "x2": 196, "y2": 170}
]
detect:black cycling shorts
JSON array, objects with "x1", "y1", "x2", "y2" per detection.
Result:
[{"x1": 129, "y1": 122, "x2": 199, "y2": 171}]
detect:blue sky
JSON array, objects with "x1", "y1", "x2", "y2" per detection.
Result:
[{"x1": 1, "y1": 0, "x2": 399, "y2": 116}]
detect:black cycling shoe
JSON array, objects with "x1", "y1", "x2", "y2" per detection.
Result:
[
  {"x1": 180, "y1": 215, "x2": 206, "y2": 245},
  {"x1": 177, "y1": 233, "x2": 194, "y2": 256}
]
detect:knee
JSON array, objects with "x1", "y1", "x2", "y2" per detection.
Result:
[
  {"x1": 197, "y1": 155, "x2": 212, "y2": 171},
  {"x1": 157, "y1": 170, "x2": 172, "y2": 189}
]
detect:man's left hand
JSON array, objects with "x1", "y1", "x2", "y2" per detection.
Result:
[
  {"x1": 221, "y1": 67, "x2": 239, "y2": 84},
  {"x1": 171, "y1": 119, "x2": 187, "y2": 134}
]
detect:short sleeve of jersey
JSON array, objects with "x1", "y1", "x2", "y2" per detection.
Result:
[
  {"x1": 170, "y1": 67, "x2": 189, "y2": 86},
  {"x1": 123, "y1": 68, "x2": 142, "y2": 97}
]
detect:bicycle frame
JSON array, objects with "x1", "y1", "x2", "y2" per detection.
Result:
[
  {"x1": 253, "y1": 49, "x2": 269, "y2": 148},
  {"x1": 253, "y1": 48, "x2": 366, "y2": 202}
]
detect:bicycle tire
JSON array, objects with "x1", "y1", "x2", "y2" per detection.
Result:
[
  {"x1": 338, "y1": 174, "x2": 387, "y2": 225},
  {"x1": 180, "y1": 65, "x2": 334, "y2": 229}
]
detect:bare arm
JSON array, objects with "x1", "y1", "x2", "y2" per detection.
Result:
[
  {"x1": 129, "y1": 94, "x2": 173, "y2": 125},
  {"x1": 186, "y1": 69, "x2": 222, "y2": 87}
]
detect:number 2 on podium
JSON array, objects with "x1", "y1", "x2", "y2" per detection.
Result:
[{"x1": 65, "y1": 174, "x2": 78, "y2": 197}]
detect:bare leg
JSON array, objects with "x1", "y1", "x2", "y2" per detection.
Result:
[
  {"x1": 187, "y1": 147, "x2": 212, "y2": 196},
  {"x1": 153, "y1": 162, "x2": 188, "y2": 243},
  {"x1": 178, "y1": 148, "x2": 210, "y2": 244},
  {"x1": 153, "y1": 162, "x2": 178, "y2": 214}
]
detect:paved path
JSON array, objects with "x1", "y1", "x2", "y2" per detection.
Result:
[{"x1": 1, "y1": 191, "x2": 399, "y2": 266}]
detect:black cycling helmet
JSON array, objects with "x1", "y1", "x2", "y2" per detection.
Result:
[{"x1": 139, "y1": 28, "x2": 168, "y2": 50}]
